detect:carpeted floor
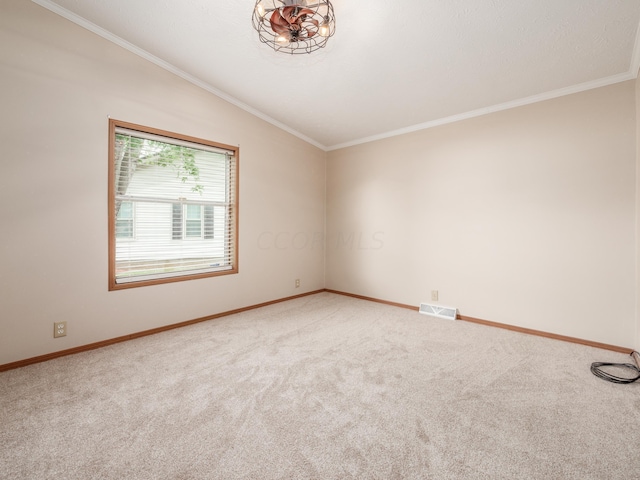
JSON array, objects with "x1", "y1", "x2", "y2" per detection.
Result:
[{"x1": 1, "y1": 292, "x2": 639, "y2": 479}]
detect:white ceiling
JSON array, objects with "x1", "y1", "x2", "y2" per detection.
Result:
[{"x1": 34, "y1": 0, "x2": 640, "y2": 151}]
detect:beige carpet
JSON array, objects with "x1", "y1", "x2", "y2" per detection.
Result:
[{"x1": 1, "y1": 292, "x2": 638, "y2": 479}]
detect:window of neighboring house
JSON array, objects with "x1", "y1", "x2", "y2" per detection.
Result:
[
  {"x1": 115, "y1": 201, "x2": 134, "y2": 239},
  {"x1": 185, "y1": 204, "x2": 203, "y2": 238},
  {"x1": 171, "y1": 204, "x2": 214, "y2": 240},
  {"x1": 109, "y1": 119, "x2": 238, "y2": 290}
]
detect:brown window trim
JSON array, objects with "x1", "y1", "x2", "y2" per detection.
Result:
[{"x1": 108, "y1": 119, "x2": 239, "y2": 290}]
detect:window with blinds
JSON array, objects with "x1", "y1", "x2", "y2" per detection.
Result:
[{"x1": 108, "y1": 120, "x2": 238, "y2": 290}]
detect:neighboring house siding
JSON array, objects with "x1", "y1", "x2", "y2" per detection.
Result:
[{"x1": 115, "y1": 154, "x2": 227, "y2": 263}]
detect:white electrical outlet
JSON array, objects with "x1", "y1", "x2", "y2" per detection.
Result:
[
  {"x1": 295, "y1": 279, "x2": 300, "y2": 288},
  {"x1": 431, "y1": 290, "x2": 439, "y2": 301},
  {"x1": 54, "y1": 321, "x2": 67, "y2": 338}
]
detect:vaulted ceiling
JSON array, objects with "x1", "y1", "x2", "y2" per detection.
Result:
[{"x1": 34, "y1": 0, "x2": 640, "y2": 150}]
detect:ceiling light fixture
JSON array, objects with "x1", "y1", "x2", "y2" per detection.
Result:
[{"x1": 252, "y1": 0, "x2": 336, "y2": 54}]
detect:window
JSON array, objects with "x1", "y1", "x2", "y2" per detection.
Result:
[
  {"x1": 109, "y1": 120, "x2": 238, "y2": 290},
  {"x1": 171, "y1": 204, "x2": 214, "y2": 240},
  {"x1": 115, "y1": 201, "x2": 134, "y2": 239},
  {"x1": 185, "y1": 204, "x2": 203, "y2": 238}
]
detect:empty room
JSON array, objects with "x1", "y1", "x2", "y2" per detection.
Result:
[{"x1": 1, "y1": 0, "x2": 640, "y2": 478}]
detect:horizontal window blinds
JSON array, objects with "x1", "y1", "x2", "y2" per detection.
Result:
[{"x1": 113, "y1": 125, "x2": 237, "y2": 285}]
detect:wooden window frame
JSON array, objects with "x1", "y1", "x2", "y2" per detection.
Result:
[{"x1": 108, "y1": 119, "x2": 239, "y2": 290}]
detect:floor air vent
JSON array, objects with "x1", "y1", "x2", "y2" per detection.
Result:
[{"x1": 419, "y1": 303, "x2": 457, "y2": 321}]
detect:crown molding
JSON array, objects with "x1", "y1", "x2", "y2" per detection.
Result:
[
  {"x1": 29, "y1": 1, "x2": 640, "y2": 154},
  {"x1": 30, "y1": 0, "x2": 328, "y2": 151},
  {"x1": 327, "y1": 71, "x2": 636, "y2": 151}
]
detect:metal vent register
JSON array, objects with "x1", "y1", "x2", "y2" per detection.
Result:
[{"x1": 419, "y1": 303, "x2": 457, "y2": 321}]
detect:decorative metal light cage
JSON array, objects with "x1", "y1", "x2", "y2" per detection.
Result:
[{"x1": 252, "y1": 0, "x2": 336, "y2": 54}]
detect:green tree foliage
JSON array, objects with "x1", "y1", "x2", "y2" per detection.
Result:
[{"x1": 114, "y1": 134, "x2": 203, "y2": 214}]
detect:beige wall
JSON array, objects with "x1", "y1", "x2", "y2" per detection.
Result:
[
  {"x1": 0, "y1": 1, "x2": 326, "y2": 365},
  {"x1": 327, "y1": 82, "x2": 637, "y2": 348},
  {"x1": 1, "y1": 1, "x2": 638, "y2": 366}
]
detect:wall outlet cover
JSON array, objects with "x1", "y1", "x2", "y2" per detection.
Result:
[{"x1": 54, "y1": 321, "x2": 67, "y2": 338}]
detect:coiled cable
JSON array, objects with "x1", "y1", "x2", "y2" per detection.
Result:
[{"x1": 591, "y1": 351, "x2": 640, "y2": 384}]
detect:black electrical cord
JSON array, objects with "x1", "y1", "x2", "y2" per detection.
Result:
[{"x1": 590, "y1": 351, "x2": 640, "y2": 384}]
